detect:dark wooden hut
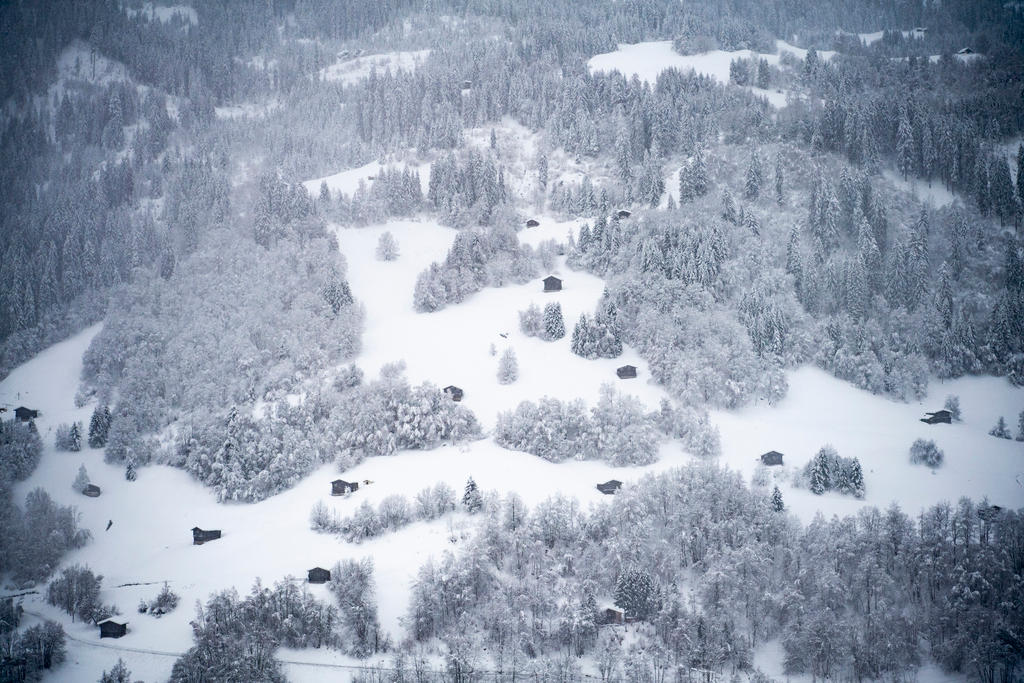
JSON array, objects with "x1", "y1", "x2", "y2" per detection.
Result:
[
  {"x1": 83, "y1": 484, "x2": 101, "y2": 497},
  {"x1": 616, "y1": 365, "x2": 637, "y2": 379},
  {"x1": 957, "y1": 47, "x2": 973, "y2": 54},
  {"x1": 13, "y1": 407, "x2": 38, "y2": 422},
  {"x1": 443, "y1": 385, "x2": 464, "y2": 402},
  {"x1": 760, "y1": 451, "x2": 784, "y2": 466},
  {"x1": 921, "y1": 410, "x2": 952, "y2": 425},
  {"x1": 543, "y1": 276, "x2": 562, "y2": 292},
  {"x1": 615, "y1": 209, "x2": 632, "y2": 219},
  {"x1": 331, "y1": 479, "x2": 359, "y2": 495},
  {"x1": 98, "y1": 619, "x2": 127, "y2": 639},
  {"x1": 191, "y1": 527, "x2": 222, "y2": 545},
  {"x1": 525, "y1": 219, "x2": 540, "y2": 228},
  {"x1": 308, "y1": 567, "x2": 331, "y2": 584},
  {"x1": 596, "y1": 480, "x2": 622, "y2": 495}
]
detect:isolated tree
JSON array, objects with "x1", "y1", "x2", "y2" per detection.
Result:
[
  {"x1": 909, "y1": 439, "x2": 944, "y2": 468},
  {"x1": 73, "y1": 465, "x2": 90, "y2": 493},
  {"x1": 99, "y1": 658, "x2": 133, "y2": 683},
  {"x1": 989, "y1": 416, "x2": 1012, "y2": 439},
  {"x1": 497, "y1": 348, "x2": 519, "y2": 384},
  {"x1": 375, "y1": 231, "x2": 399, "y2": 261},
  {"x1": 775, "y1": 151, "x2": 784, "y2": 204},
  {"x1": 543, "y1": 302, "x2": 565, "y2": 340},
  {"x1": 943, "y1": 395, "x2": 961, "y2": 421},
  {"x1": 125, "y1": 457, "x2": 137, "y2": 482},
  {"x1": 1016, "y1": 410, "x2": 1024, "y2": 441},
  {"x1": 537, "y1": 153, "x2": 548, "y2": 190},
  {"x1": 68, "y1": 422, "x2": 82, "y2": 451},
  {"x1": 462, "y1": 477, "x2": 483, "y2": 513},
  {"x1": 770, "y1": 486, "x2": 785, "y2": 512},
  {"x1": 745, "y1": 149, "x2": 763, "y2": 199}
]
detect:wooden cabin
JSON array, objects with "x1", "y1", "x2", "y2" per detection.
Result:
[
  {"x1": 543, "y1": 276, "x2": 562, "y2": 292},
  {"x1": 83, "y1": 484, "x2": 101, "y2": 497},
  {"x1": 616, "y1": 365, "x2": 637, "y2": 379},
  {"x1": 760, "y1": 451, "x2": 784, "y2": 466},
  {"x1": 615, "y1": 209, "x2": 632, "y2": 220},
  {"x1": 525, "y1": 218, "x2": 540, "y2": 228},
  {"x1": 596, "y1": 480, "x2": 622, "y2": 495},
  {"x1": 308, "y1": 567, "x2": 332, "y2": 584},
  {"x1": 98, "y1": 619, "x2": 127, "y2": 639},
  {"x1": 602, "y1": 607, "x2": 624, "y2": 624},
  {"x1": 921, "y1": 410, "x2": 952, "y2": 425},
  {"x1": 13, "y1": 407, "x2": 38, "y2": 422},
  {"x1": 331, "y1": 479, "x2": 359, "y2": 495},
  {"x1": 191, "y1": 527, "x2": 222, "y2": 545},
  {"x1": 443, "y1": 385, "x2": 464, "y2": 402},
  {"x1": 957, "y1": 47, "x2": 974, "y2": 55}
]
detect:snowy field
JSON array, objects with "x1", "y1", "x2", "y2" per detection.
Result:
[
  {"x1": 587, "y1": 40, "x2": 833, "y2": 108},
  {"x1": 302, "y1": 160, "x2": 432, "y2": 198},
  {"x1": 319, "y1": 50, "x2": 431, "y2": 86},
  {"x1": 3, "y1": 215, "x2": 1022, "y2": 681},
  {"x1": 882, "y1": 168, "x2": 959, "y2": 208},
  {"x1": 125, "y1": 3, "x2": 198, "y2": 26}
]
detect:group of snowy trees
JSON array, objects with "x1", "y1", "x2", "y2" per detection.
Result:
[
  {"x1": 569, "y1": 297, "x2": 623, "y2": 360},
  {"x1": 138, "y1": 582, "x2": 179, "y2": 617},
  {"x1": 170, "y1": 578, "x2": 343, "y2": 681},
  {"x1": 311, "y1": 481, "x2": 459, "y2": 542},
  {"x1": 495, "y1": 384, "x2": 662, "y2": 466},
  {"x1": 394, "y1": 465, "x2": 1022, "y2": 681},
  {"x1": 47, "y1": 564, "x2": 116, "y2": 625},
  {"x1": 519, "y1": 302, "x2": 565, "y2": 341},
  {"x1": 0, "y1": 419, "x2": 43, "y2": 481},
  {"x1": 0, "y1": 598, "x2": 66, "y2": 678},
  {"x1": 800, "y1": 445, "x2": 865, "y2": 498},
  {"x1": 413, "y1": 226, "x2": 555, "y2": 313}
]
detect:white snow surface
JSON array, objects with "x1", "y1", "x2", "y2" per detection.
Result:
[
  {"x1": 587, "y1": 39, "x2": 834, "y2": 87},
  {"x1": 55, "y1": 41, "x2": 130, "y2": 87},
  {"x1": 882, "y1": 168, "x2": 959, "y2": 208},
  {"x1": 4, "y1": 216, "x2": 1023, "y2": 681},
  {"x1": 302, "y1": 160, "x2": 432, "y2": 198},
  {"x1": 319, "y1": 50, "x2": 431, "y2": 85}
]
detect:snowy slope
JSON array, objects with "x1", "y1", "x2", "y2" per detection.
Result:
[
  {"x1": 319, "y1": 50, "x2": 431, "y2": 86},
  {"x1": 5, "y1": 216, "x2": 1022, "y2": 682},
  {"x1": 302, "y1": 160, "x2": 432, "y2": 198}
]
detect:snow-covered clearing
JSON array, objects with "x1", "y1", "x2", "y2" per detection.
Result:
[
  {"x1": 882, "y1": 168, "x2": 959, "y2": 208},
  {"x1": 125, "y1": 3, "x2": 198, "y2": 26},
  {"x1": 55, "y1": 41, "x2": 129, "y2": 87},
  {"x1": 5, "y1": 217, "x2": 1022, "y2": 681},
  {"x1": 301, "y1": 160, "x2": 432, "y2": 198},
  {"x1": 319, "y1": 50, "x2": 431, "y2": 86},
  {"x1": 587, "y1": 39, "x2": 834, "y2": 87},
  {"x1": 214, "y1": 101, "x2": 279, "y2": 120}
]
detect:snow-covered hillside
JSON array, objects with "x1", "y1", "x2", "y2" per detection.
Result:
[
  {"x1": 4, "y1": 198, "x2": 1023, "y2": 679},
  {"x1": 319, "y1": 50, "x2": 431, "y2": 86}
]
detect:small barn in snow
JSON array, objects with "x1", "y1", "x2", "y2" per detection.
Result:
[
  {"x1": 957, "y1": 47, "x2": 974, "y2": 54},
  {"x1": 13, "y1": 407, "x2": 38, "y2": 422},
  {"x1": 525, "y1": 218, "x2": 540, "y2": 228},
  {"x1": 98, "y1": 619, "x2": 127, "y2": 639},
  {"x1": 308, "y1": 567, "x2": 331, "y2": 584},
  {"x1": 760, "y1": 451, "x2": 784, "y2": 466},
  {"x1": 444, "y1": 385, "x2": 464, "y2": 401},
  {"x1": 616, "y1": 365, "x2": 637, "y2": 379},
  {"x1": 602, "y1": 607, "x2": 624, "y2": 624},
  {"x1": 332, "y1": 479, "x2": 359, "y2": 495},
  {"x1": 597, "y1": 480, "x2": 622, "y2": 495},
  {"x1": 83, "y1": 484, "x2": 101, "y2": 497},
  {"x1": 543, "y1": 276, "x2": 562, "y2": 292},
  {"x1": 191, "y1": 527, "x2": 222, "y2": 545},
  {"x1": 615, "y1": 209, "x2": 632, "y2": 220},
  {"x1": 921, "y1": 410, "x2": 952, "y2": 425}
]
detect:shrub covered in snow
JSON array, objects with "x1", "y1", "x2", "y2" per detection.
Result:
[{"x1": 909, "y1": 439, "x2": 944, "y2": 468}]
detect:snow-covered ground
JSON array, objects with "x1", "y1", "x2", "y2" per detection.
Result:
[
  {"x1": 882, "y1": 168, "x2": 959, "y2": 208},
  {"x1": 302, "y1": 160, "x2": 432, "y2": 198},
  {"x1": 586, "y1": 40, "x2": 831, "y2": 109},
  {"x1": 319, "y1": 50, "x2": 431, "y2": 86},
  {"x1": 5, "y1": 215, "x2": 1023, "y2": 681},
  {"x1": 55, "y1": 40, "x2": 129, "y2": 87},
  {"x1": 214, "y1": 101, "x2": 280, "y2": 121},
  {"x1": 588, "y1": 41, "x2": 823, "y2": 87}
]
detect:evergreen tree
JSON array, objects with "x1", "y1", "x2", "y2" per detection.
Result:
[
  {"x1": 613, "y1": 568, "x2": 657, "y2": 620},
  {"x1": 770, "y1": 486, "x2": 784, "y2": 512},
  {"x1": 68, "y1": 422, "x2": 82, "y2": 452},
  {"x1": 809, "y1": 450, "x2": 829, "y2": 495},
  {"x1": 571, "y1": 314, "x2": 590, "y2": 357},
  {"x1": 896, "y1": 110, "x2": 914, "y2": 180},
  {"x1": 543, "y1": 302, "x2": 565, "y2": 340},
  {"x1": 125, "y1": 457, "x2": 137, "y2": 482},
  {"x1": 462, "y1": 477, "x2": 482, "y2": 513},
  {"x1": 692, "y1": 148, "x2": 708, "y2": 197},
  {"x1": 1016, "y1": 410, "x2": 1024, "y2": 441},
  {"x1": 497, "y1": 348, "x2": 518, "y2": 385},
  {"x1": 88, "y1": 406, "x2": 112, "y2": 448},
  {"x1": 537, "y1": 153, "x2": 548, "y2": 190},
  {"x1": 775, "y1": 151, "x2": 784, "y2": 205},
  {"x1": 989, "y1": 416, "x2": 1012, "y2": 439},
  {"x1": 73, "y1": 465, "x2": 90, "y2": 493},
  {"x1": 745, "y1": 150, "x2": 762, "y2": 200},
  {"x1": 721, "y1": 189, "x2": 737, "y2": 224}
]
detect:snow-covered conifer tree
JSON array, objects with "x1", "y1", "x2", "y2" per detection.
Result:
[
  {"x1": 989, "y1": 416, "x2": 1012, "y2": 439},
  {"x1": 543, "y1": 302, "x2": 565, "y2": 340},
  {"x1": 73, "y1": 465, "x2": 90, "y2": 493},
  {"x1": 462, "y1": 477, "x2": 483, "y2": 513},
  {"x1": 497, "y1": 348, "x2": 518, "y2": 384},
  {"x1": 771, "y1": 486, "x2": 784, "y2": 512}
]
